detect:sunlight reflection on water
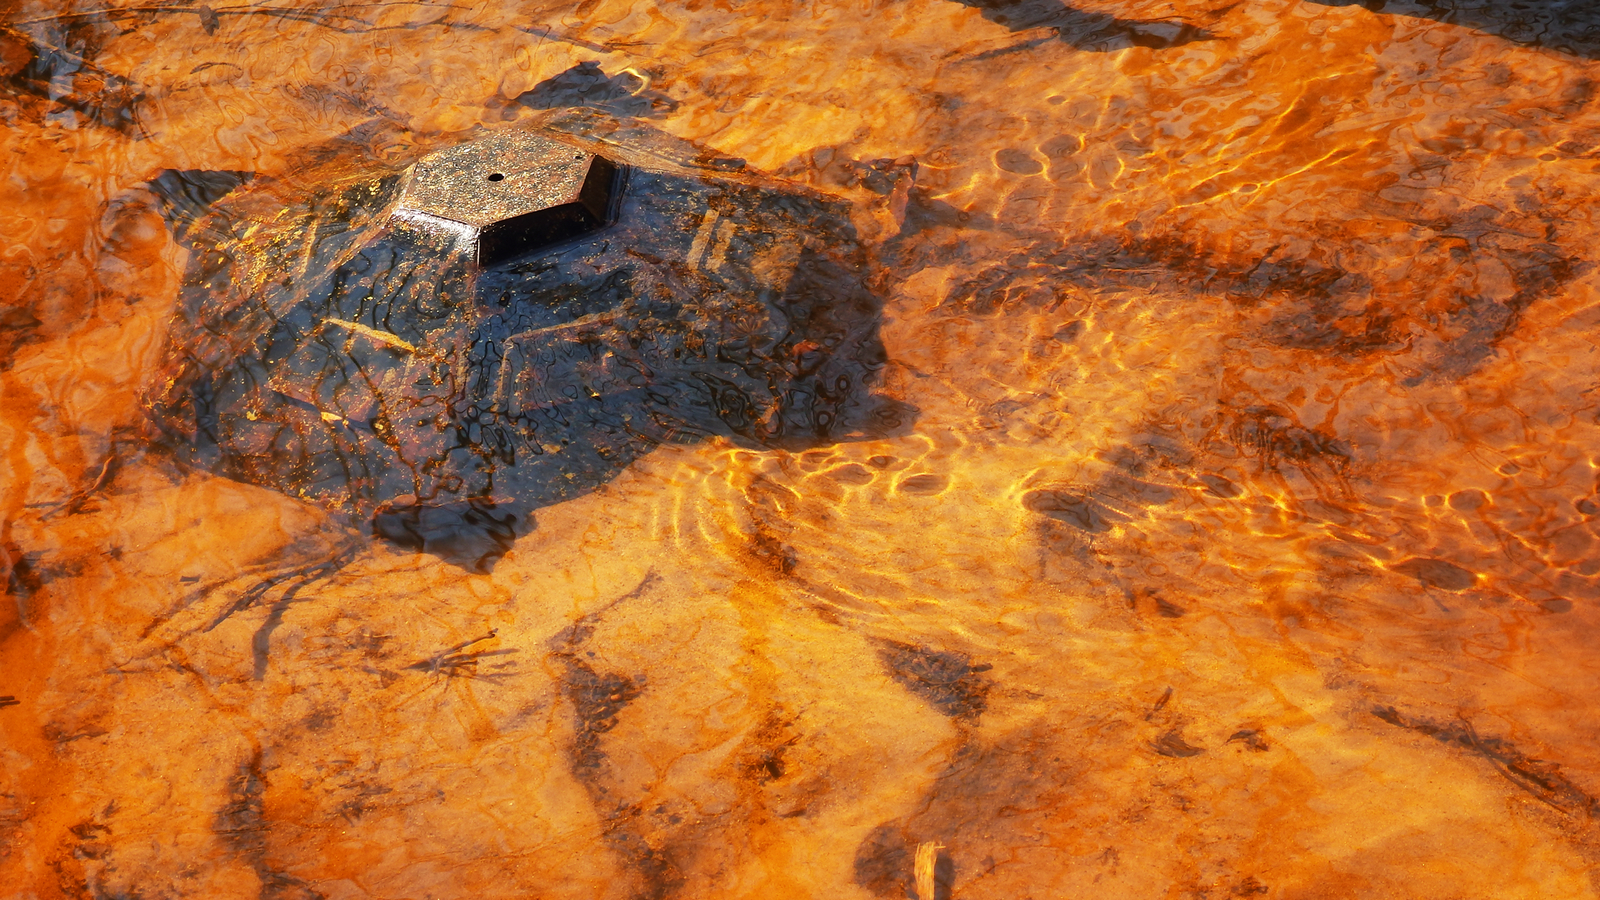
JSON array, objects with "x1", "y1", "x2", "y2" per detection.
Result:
[{"x1": 5, "y1": 0, "x2": 1600, "y2": 897}]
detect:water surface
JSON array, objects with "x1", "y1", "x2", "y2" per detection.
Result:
[{"x1": 5, "y1": 0, "x2": 1600, "y2": 897}]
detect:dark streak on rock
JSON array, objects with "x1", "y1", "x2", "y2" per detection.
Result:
[
  {"x1": 1023, "y1": 487, "x2": 1121, "y2": 533},
  {"x1": 1225, "y1": 404, "x2": 1350, "y2": 473},
  {"x1": 1196, "y1": 473, "x2": 1242, "y2": 498},
  {"x1": 1225, "y1": 729, "x2": 1271, "y2": 752},
  {"x1": 898, "y1": 472, "x2": 948, "y2": 494},
  {"x1": 607, "y1": 827, "x2": 682, "y2": 900},
  {"x1": 927, "y1": 229, "x2": 1582, "y2": 388},
  {"x1": 1234, "y1": 875, "x2": 1271, "y2": 895},
  {"x1": 1390, "y1": 557, "x2": 1477, "y2": 592},
  {"x1": 1310, "y1": 1, "x2": 1600, "y2": 58},
  {"x1": 747, "y1": 518, "x2": 799, "y2": 576},
  {"x1": 201, "y1": 545, "x2": 357, "y2": 637},
  {"x1": 515, "y1": 61, "x2": 680, "y2": 120},
  {"x1": 215, "y1": 747, "x2": 324, "y2": 899},
  {"x1": 1151, "y1": 728, "x2": 1205, "y2": 758},
  {"x1": 3, "y1": 542, "x2": 41, "y2": 601},
  {"x1": 546, "y1": 575, "x2": 684, "y2": 900},
  {"x1": 0, "y1": 22, "x2": 147, "y2": 136},
  {"x1": 1053, "y1": 319, "x2": 1083, "y2": 342},
  {"x1": 1144, "y1": 686, "x2": 1173, "y2": 721},
  {"x1": 371, "y1": 499, "x2": 521, "y2": 573},
  {"x1": 854, "y1": 728, "x2": 1070, "y2": 897},
  {"x1": 854, "y1": 825, "x2": 956, "y2": 899},
  {"x1": 941, "y1": 0, "x2": 1213, "y2": 56},
  {"x1": 853, "y1": 822, "x2": 912, "y2": 898},
  {"x1": 244, "y1": 548, "x2": 358, "y2": 680},
  {"x1": 562, "y1": 658, "x2": 642, "y2": 774},
  {"x1": 333, "y1": 780, "x2": 391, "y2": 825},
  {"x1": 736, "y1": 709, "x2": 801, "y2": 785},
  {"x1": 402, "y1": 630, "x2": 519, "y2": 683},
  {"x1": 51, "y1": 804, "x2": 117, "y2": 897},
  {"x1": 1373, "y1": 706, "x2": 1598, "y2": 816},
  {"x1": 875, "y1": 640, "x2": 992, "y2": 720}
]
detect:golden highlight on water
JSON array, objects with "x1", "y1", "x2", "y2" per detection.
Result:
[{"x1": 4, "y1": 1, "x2": 1600, "y2": 897}]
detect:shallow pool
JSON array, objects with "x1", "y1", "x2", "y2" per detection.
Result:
[{"x1": 4, "y1": 1, "x2": 1600, "y2": 897}]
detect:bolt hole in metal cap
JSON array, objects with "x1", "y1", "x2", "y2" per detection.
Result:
[{"x1": 390, "y1": 131, "x2": 619, "y2": 266}]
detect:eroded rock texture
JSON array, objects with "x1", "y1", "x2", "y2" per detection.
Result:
[{"x1": 6, "y1": 0, "x2": 1600, "y2": 897}]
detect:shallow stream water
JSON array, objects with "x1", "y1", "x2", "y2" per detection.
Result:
[{"x1": 5, "y1": 1, "x2": 1600, "y2": 897}]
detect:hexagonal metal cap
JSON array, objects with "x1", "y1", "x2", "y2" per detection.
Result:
[{"x1": 391, "y1": 131, "x2": 619, "y2": 266}]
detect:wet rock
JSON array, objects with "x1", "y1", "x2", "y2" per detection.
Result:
[
  {"x1": 371, "y1": 499, "x2": 520, "y2": 573},
  {"x1": 143, "y1": 115, "x2": 914, "y2": 569},
  {"x1": 940, "y1": 0, "x2": 1211, "y2": 51}
]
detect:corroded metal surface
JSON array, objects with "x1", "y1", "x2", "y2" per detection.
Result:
[{"x1": 392, "y1": 131, "x2": 619, "y2": 265}]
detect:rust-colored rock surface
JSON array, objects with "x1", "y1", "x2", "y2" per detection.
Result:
[{"x1": 5, "y1": 1, "x2": 1600, "y2": 898}]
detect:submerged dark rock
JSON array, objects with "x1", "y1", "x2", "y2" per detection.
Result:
[
  {"x1": 1310, "y1": 0, "x2": 1600, "y2": 59},
  {"x1": 145, "y1": 113, "x2": 912, "y2": 568}
]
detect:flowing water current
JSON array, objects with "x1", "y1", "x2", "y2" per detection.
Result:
[{"x1": 4, "y1": 0, "x2": 1600, "y2": 897}]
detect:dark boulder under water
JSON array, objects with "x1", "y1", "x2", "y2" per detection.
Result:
[{"x1": 145, "y1": 113, "x2": 913, "y2": 569}]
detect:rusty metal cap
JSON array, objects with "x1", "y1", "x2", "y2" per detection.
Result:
[{"x1": 390, "y1": 131, "x2": 620, "y2": 266}]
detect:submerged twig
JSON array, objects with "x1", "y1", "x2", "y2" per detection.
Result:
[
  {"x1": 405, "y1": 628, "x2": 519, "y2": 681},
  {"x1": 513, "y1": 22, "x2": 640, "y2": 55},
  {"x1": 205, "y1": 543, "x2": 357, "y2": 633},
  {"x1": 38, "y1": 454, "x2": 117, "y2": 519},
  {"x1": 1144, "y1": 685, "x2": 1173, "y2": 721}
]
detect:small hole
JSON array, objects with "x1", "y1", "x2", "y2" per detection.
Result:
[{"x1": 487, "y1": 173, "x2": 505, "y2": 182}]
